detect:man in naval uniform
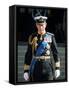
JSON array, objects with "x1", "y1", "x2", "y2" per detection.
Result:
[{"x1": 23, "y1": 15, "x2": 60, "y2": 81}]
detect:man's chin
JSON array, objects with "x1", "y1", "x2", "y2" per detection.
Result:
[{"x1": 40, "y1": 32, "x2": 45, "y2": 35}]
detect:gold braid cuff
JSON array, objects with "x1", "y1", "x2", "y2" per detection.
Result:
[
  {"x1": 55, "y1": 61, "x2": 60, "y2": 69},
  {"x1": 24, "y1": 64, "x2": 30, "y2": 71}
]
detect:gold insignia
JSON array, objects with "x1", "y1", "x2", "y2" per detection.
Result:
[{"x1": 40, "y1": 35, "x2": 42, "y2": 41}]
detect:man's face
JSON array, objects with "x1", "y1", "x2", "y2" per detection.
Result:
[{"x1": 36, "y1": 22, "x2": 47, "y2": 34}]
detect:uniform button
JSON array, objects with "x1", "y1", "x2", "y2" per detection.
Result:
[{"x1": 46, "y1": 50, "x2": 50, "y2": 55}]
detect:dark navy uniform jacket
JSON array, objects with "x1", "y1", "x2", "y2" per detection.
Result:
[
  {"x1": 24, "y1": 32, "x2": 60, "y2": 81},
  {"x1": 25, "y1": 32, "x2": 59, "y2": 64}
]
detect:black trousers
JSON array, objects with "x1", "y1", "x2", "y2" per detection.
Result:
[{"x1": 30, "y1": 60, "x2": 53, "y2": 81}]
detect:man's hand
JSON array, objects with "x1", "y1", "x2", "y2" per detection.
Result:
[
  {"x1": 24, "y1": 72, "x2": 29, "y2": 81},
  {"x1": 55, "y1": 69, "x2": 60, "y2": 79}
]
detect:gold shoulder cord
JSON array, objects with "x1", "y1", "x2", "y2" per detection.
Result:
[
  {"x1": 24, "y1": 35, "x2": 38, "y2": 71},
  {"x1": 29, "y1": 35, "x2": 38, "y2": 55},
  {"x1": 31, "y1": 36, "x2": 38, "y2": 55}
]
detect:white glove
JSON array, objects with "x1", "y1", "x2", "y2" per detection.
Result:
[
  {"x1": 24, "y1": 72, "x2": 29, "y2": 81},
  {"x1": 55, "y1": 69, "x2": 60, "y2": 79}
]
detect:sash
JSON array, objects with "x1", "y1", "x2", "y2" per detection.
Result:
[
  {"x1": 35, "y1": 41, "x2": 48, "y2": 56},
  {"x1": 29, "y1": 35, "x2": 48, "y2": 76}
]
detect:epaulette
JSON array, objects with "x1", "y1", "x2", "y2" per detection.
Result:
[{"x1": 47, "y1": 32, "x2": 54, "y2": 36}]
